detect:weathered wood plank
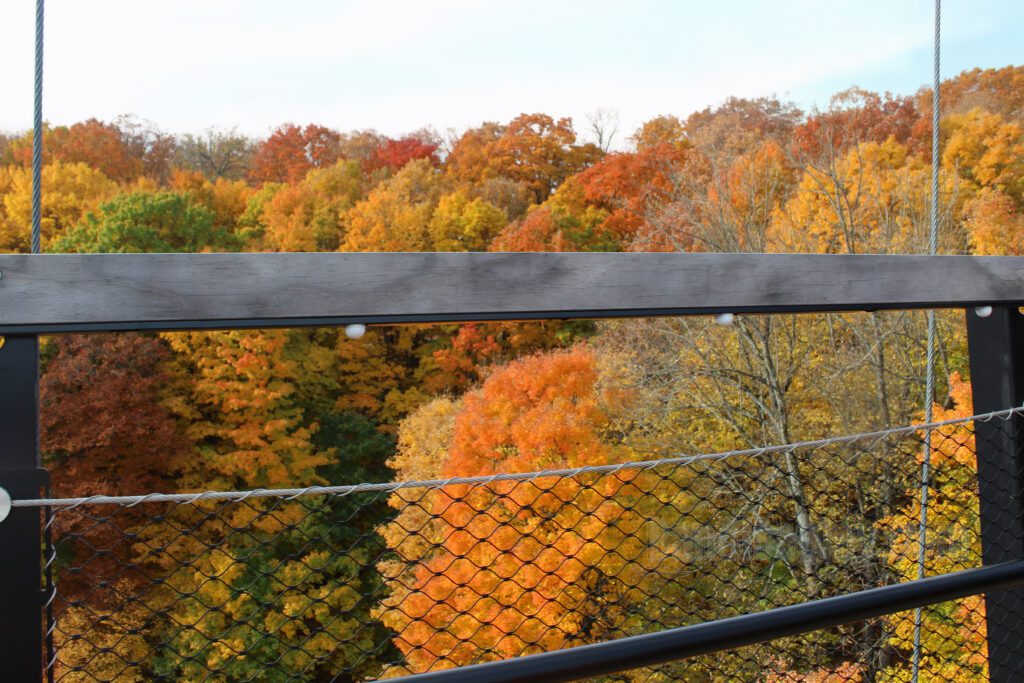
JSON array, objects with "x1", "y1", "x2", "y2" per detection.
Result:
[{"x1": 0, "y1": 253, "x2": 1023, "y2": 333}]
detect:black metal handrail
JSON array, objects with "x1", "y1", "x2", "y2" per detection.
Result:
[{"x1": 388, "y1": 559, "x2": 1024, "y2": 683}]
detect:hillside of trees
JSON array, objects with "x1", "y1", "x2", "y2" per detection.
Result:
[{"x1": 7, "y1": 64, "x2": 1024, "y2": 681}]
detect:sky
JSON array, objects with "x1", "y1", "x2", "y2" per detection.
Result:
[{"x1": 1, "y1": 0, "x2": 1022, "y2": 148}]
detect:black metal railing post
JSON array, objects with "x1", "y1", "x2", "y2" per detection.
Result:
[
  {"x1": 966, "y1": 306, "x2": 1024, "y2": 682},
  {"x1": 0, "y1": 334, "x2": 46, "y2": 682}
]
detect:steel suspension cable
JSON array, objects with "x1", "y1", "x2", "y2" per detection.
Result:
[
  {"x1": 31, "y1": 0, "x2": 44, "y2": 255},
  {"x1": 912, "y1": 0, "x2": 942, "y2": 679},
  {"x1": 11, "y1": 405, "x2": 1021, "y2": 509},
  {"x1": 31, "y1": 8, "x2": 48, "y2": 678}
]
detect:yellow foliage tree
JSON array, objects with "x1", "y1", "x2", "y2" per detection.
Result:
[
  {"x1": 0, "y1": 161, "x2": 117, "y2": 251},
  {"x1": 772, "y1": 139, "x2": 933, "y2": 254},
  {"x1": 165, "y1": 329, "x2": 329, "y2": 491},
  {"x1": 765, "y1": 661, "x2": 863, "y2": 683},
  {"x1": 260, "y1": 160, "x2": 363, "y2": 251},
  {"x1": 379, "y1": 397, "x2": 461, "y2": 583},
  {"x1": 428, "y1": 190, "x2": 506, "y2": 251},
  {"x1": 879, "y1": 374, "x2": 987, "y2": 682},
  {"x1": 168, "y1": 168, "x2": 252, "y2": 236},
  {"x1": 943, "y1": 109, "x2": 1024, "y2": 202},
  {"x1": 343, "y1": 158, "x2": 443, "y2": 251},
  {"x1": 50, "y1": 583, "x2": 152, "y2": 683},
  {"x1": 333, "y1": 325, "x2": 436, "y2": 426}
]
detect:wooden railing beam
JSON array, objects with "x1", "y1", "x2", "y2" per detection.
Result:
[{"x1": 1, "y1": 253, "x2": 1024, "y2": 333}]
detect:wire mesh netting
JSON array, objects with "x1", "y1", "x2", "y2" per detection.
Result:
[{"x1": 33, "y1": 408, "x2": 1023, "y2": 682}]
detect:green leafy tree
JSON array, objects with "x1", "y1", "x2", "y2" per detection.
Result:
[
  {"x1": 55, "y1": 191, "x2": 241, "y2": 253},
  {"x1": 151, "y1": 329, "x2": 400, "y2": 680}
]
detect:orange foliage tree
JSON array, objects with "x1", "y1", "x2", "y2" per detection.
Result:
[
  {"x1": 446, "y1": 115, "x2": 599, "y2": 205},
  {"x1": 490, "y1": 178, "x2": 611, "y2": 252},
  {"x1": 940, "y1": 65, "x2": 1024, "y2": 122},
  {"x1": 445, "y1": 122, "x2": 505, "y2": 185},
  {"x1": 966, "y1": 188, "x2": 1024, "y2": 255},
  {"x1": 380, "y1": 348, "x2": 645, "y2": 673},
  {"x1": 575, "y1": 142, "x2": 692, "y2": 245},
  {"x1": 365, "y1": 135, "x2": 440, "y2": 174},
  {"x1": 4, "y1": 117, "x2": 173, "y2": 183},
  {"x1": 48, "y1": 118, "x2": 144, "y2": 182},
  {"x1": 248, "y1": 123, "x2": 342, "y2": 185},
  {"x1": 489, "y1": 113, "x2": 601, "y2": 203},
  {"x1": 792, "y1": 89, "x2": 922, "y2": 161}
]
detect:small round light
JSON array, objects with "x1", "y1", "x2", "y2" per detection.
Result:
[
  {"x1": 975, "y1": 306, "x2": 993, "y2": 318},
  {"x1": 715, "y1": 313, "x2": 735, "y2": 326},
  {"x1": 0, "y1": 487, "x2": 10, "y2": 524},
  {"x1": 344, "y1": 324, "x2": 367, "y2": 340}
]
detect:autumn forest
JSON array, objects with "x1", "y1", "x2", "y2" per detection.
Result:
[{"x1": 6, "y1": 64, "x2": 1024, "y2": 682}]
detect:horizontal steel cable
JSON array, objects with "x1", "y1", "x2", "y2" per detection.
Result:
[{"x1": 14, "y1": 405, "x2": 1020, "y2": 510}]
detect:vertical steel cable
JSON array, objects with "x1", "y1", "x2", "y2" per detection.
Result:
[
  {"x1": 31, "y1": 0, "x2": 44, "y2": 255},
  {"x1": 34, "y1": 6, "x2": 49, "y2": 679},
  {"x1": 912, "y1": 0, "x2": 941, "y2": 680}
]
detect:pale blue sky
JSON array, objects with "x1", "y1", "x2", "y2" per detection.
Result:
[{"x1": 1, "y1": 1, "x2": 1022, "y2": 147}]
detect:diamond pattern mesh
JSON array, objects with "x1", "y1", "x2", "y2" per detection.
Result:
[{"x1": 42, "y1": 409, "x2": 1023, "y2": 682}]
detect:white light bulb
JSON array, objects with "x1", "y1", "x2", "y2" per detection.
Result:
[
  {"x1": 345, "y1": 323, "x2": 367, "y2": 340},
  {"x1": 0, "y1": 487, "x2": 10, "y2": 525},
  {"x1": 975, "y1": 306, "x2": 993, "y2": 318},
  {"x1": 715, "y1": 313, "x2": 735, "y2": 325}
]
